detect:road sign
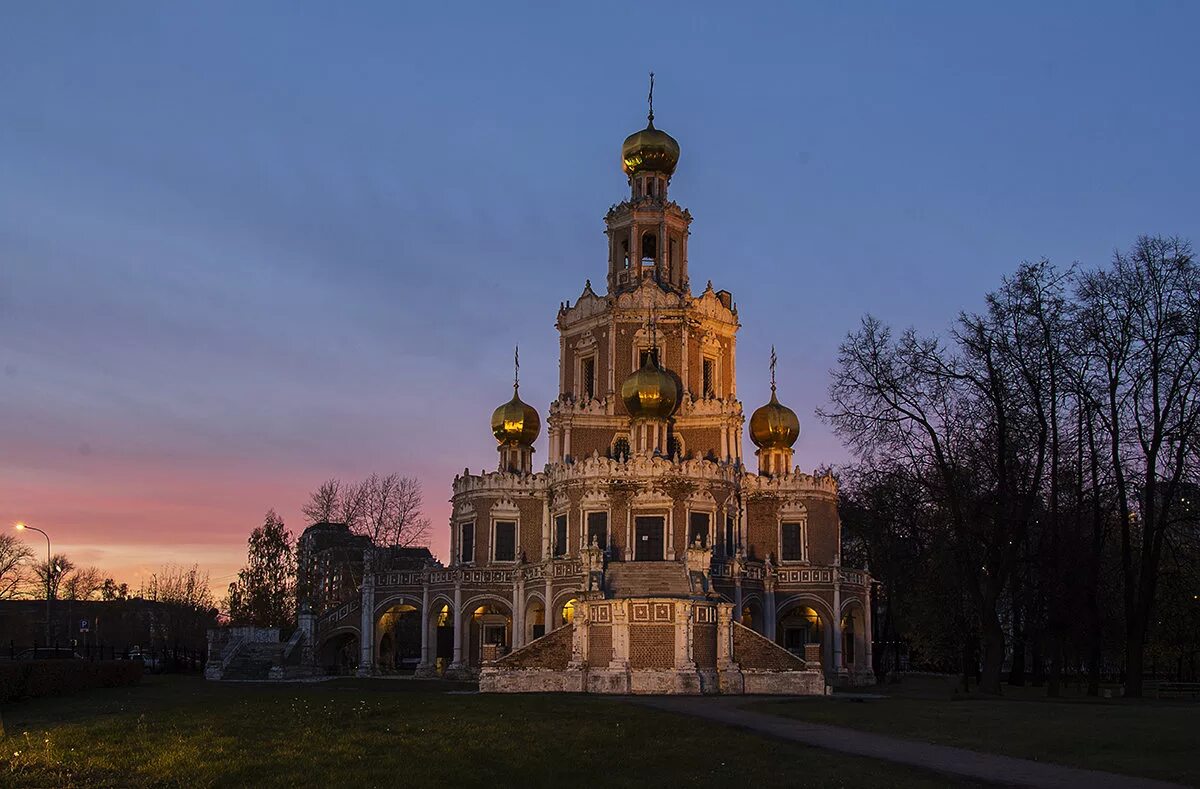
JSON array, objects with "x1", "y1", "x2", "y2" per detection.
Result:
[{"x1": 79, "y1": 619, "x2": 89, "y2": 633}]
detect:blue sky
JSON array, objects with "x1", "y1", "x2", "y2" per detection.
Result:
[{"x1": 2, "y1": 2, "x2": 1197, "y2": 582}]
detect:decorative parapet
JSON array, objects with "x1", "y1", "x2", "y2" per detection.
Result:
[
  {"x1": 740, "y1": 469, "x2": 838, "y2": 498},
  {"x1": 372, "y1": 557, "x2": 586, "y2": 590},
  {"x1": 317, "y1": 599, "x2": 360, "y2": 631}
]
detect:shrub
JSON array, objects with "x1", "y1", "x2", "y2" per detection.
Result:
[{"x1": 0, "y1": 660, "x2": 143, "y2": 702}]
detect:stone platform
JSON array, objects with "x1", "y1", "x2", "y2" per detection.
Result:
[{"x1": 480, "y1": 597, "x2": 826, "y2": 695}]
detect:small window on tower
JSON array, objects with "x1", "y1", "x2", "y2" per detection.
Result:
[
  {"x1": 460, "y1": 522, "x2": 475, "y2": 564},
  {"x1": 640, "y1": 348, "x2": 657, "y2": 368},
  {"x1": 554, "y1": 514, "x2": 567, "y2": 557},
  {"x1": 703, "y1": 358, "x2": 716, "y2": 398},
  {"x1": 641, "y1": 232, "x2": 657, "y2": 262},
  {"x1": 581, "y1": 356, "x2": 595, "y2": 400}
]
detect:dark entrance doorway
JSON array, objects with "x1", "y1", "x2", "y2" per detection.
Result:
[{"x1": 634, "y1": 516, "x2": 664, "y2": 561}]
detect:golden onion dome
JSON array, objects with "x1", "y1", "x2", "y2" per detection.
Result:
[
  {"x1": 621, "y1": 353, "x2": 679, "y2": 420},
  {"x1": 749, "y1": 390, "x2": 801, "y2": 449},
  {"x1": 491, "y1": 388, "x2": 540, "y2": 446},
  {"x1": 621, "y1": 120, "x2": 680, "y2": 178}
]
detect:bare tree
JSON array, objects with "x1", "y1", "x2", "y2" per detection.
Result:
[
  {"x1": 61, "y1": 565, "x2": 105, "y2": 601},
  {"x1": 358, "y1": 473, "x2": 431, "y2": 547},
  {"x1": 0, "y1": 533, "x2": 34, "y2": 600},
  {"x1": 1077, "y1": 236, "x2": 1200, "y2": 697},
  {"x1": 302, "y1": 474, "x2": 430, "y2": 547},
  {"x1": 32, "y1": 554, "x2": 74, "y2": 600},
  {"x1": 301, "y1": 479, "x2": 343, "y2": 524}
]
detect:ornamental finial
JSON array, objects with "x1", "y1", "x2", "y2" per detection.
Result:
[
  {"x1": 647, "y1": 71, "x2": 655, "y2": 125},
  {"x1": 514, "y1": 346, "x2": 520, "y2": 393},
  {"x1": 770, "y1": 345, "x2": 777, "y2": 394}
]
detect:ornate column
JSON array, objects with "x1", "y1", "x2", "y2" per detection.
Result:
[
  {"x1": 544, "y1": 572, "x2": 555, "y2": 632},
  {"x1": 833, "y1": 580, "x2": 844, "y2": 674},
  {"x1": 764, "y1": 564, "x2": 777, "y2": 642},
  {"x1": 864, "y1": 580, "x2": 874, "y2": 674},
  {"x1": 716, "y1": 603, "x2": 735, "y2": 668},
  {"x1": 512, "y1": 574, "x2": 525, "y2": 650},
  {"x1": 732, "y1": 553, "x2": 744, "y2": 620},
  {"x1": 542, "y1": 497, "x2": 551, "y2": 559},
  {"x1": 418, "y1": 582, "x2": 431, "y2": 671},
  {"x1": 357, "y1": 549, "x2": 375, "y2": 676},
  {"x1": 450, "y1": 580, "x2": 464, "y2": 669}
]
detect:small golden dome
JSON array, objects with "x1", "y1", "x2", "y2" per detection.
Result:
[
  {"x1": 749, "y1": 390, "x2": 800, "y2": 449},
  {"x1": 621, "y1": 120, "x2": 680, "y2": 178},
  {"x1": 492, "y1": 389, "x2": 540, "y2": 446},
  {"x1": 621, "y1": 353, "x2": 679, "y2": 420}
]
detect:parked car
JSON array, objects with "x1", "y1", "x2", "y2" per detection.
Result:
[
  {"x1": 125, "y1": 649, "x2": 162, "y2": 672},
  {"x1": 15, "y1": 648, "x2": 84, "y2": 660}
]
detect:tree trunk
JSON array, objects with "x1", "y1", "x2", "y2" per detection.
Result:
[
  {"x1": 979, "y1": 607, "x2": 1006, "y2": 695},
  {"x1": 1126, "y1": 624, "x2": 1146, "y2": 697}
]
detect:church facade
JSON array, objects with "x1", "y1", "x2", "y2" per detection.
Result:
[{"x1": 305, "y1": 96, "x2": 874, "y2": 693}]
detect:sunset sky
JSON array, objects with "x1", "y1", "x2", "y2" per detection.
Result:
[{"x1": 3, "y1": 3, "x2": 1198, "y2": 598}]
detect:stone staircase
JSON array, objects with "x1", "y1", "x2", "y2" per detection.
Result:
[
  {"x1": 604, "y1": 561, "x2": 692, "y2": 598},
  {"x1": 221, "y1": 642, "x2": 285, "y2": 680}
]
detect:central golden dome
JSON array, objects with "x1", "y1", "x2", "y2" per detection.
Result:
[
  {"x1": 749, "y1": 390, "x2": 800, "y2": 449},
  {"x1": 492, "y1": 389, "x2": 540, "y2": 446},
  {"x1": 621, "y1": 353, "x2": 679, "y2": 420},
  {"x1": 621, "y1": 120, "x2": 680, "y2": 178}
]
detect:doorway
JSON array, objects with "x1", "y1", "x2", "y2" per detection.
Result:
[{"x1": 634, "y1": 516, "x2": 665, "y2": 561}]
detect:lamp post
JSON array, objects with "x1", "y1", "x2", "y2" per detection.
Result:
[{"x1": 15, "y1": 523, "x2": 52, "y2": 645}]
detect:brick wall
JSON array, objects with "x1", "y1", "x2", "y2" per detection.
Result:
[
  {"x1": 732, "y1": 622, "x2": 807, "y2": 671},
  {"x1": 490, "y1": 624, "x2": 572, "y2": 670}
]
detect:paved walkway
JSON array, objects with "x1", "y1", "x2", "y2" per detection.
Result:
[{"x1": 633, "y1": 696, "x2": 1185, "y2": 789}]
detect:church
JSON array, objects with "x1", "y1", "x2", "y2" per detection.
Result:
[{"x1": 301, "y1": 89, "x2": 875, "y2": 694}]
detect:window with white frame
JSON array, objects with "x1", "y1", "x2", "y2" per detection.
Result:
[
  {"x1": 580, "y1": 355, "x2": 596, "y2": 400},
  {"x1": 688, "y1": 511, "x2": 711, "y2": 548},
  {"x1": 493, "y1": 520, "x2": 516, "y2": 562},
  {"x1": 459, "y1": 522, "x2": 475, "y2": 564},
  {"x1": 780, "y1": 521, "x2": 805, "y2": 562},
  {"x1": 702, "y1": 357, "x2": 717, "y2": 398},
  {"x1": 586, "y1": 511, "x2": 608, "y2": 549}
]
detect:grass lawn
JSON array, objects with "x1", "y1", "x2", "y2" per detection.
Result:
[
  {"x1": 0, "y1": 675, "x2": 970, "y2": 788},
  {"x1": 749, "y1": 675, "x2": 1199, "y2": 786}
]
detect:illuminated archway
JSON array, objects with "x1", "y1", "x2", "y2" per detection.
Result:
[
  {"x1": 777, "y1": 605, "x2": 824, "y2": 655},
  {"x1": 375, "y1": 603, "x2": 420, "y2": 672},
  {"x1": 525, "y1": 598, "x2": 546, "y2": 642},
  {"x1": 560, "y1": 598, "x2": 578, "y2": 626}
]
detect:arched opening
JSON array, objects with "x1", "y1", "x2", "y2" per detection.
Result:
[
  {"x1": 560, "y1": 598, "x2": 578, "y2": 626},
  {"x1": 525, "y1": 599, "x2": 546, "y2": 642},
  {"x1": 778, "y1": 605, "x2": 824, "y2": 656},
  {"x1": 376, "y1": 603, "x2": 420, "y2": 673},
  {"x1": 641, "y1": 232, "x2": 657, "y2": 264},
  {"x1": 740, "y1": 600, "x2": 763, "y2": 633},
  {"x1": 318, "y1": 632, "x2": 359, "y2": 675},
  {"x1": 433, "y1": 603, "x2": 454, "y2": 673},
  {"x1": 469, "y1": 603, "x2": 512, "y2": 666},
  {"x1": 841, "y1": 611, "x2": 856, "y2": 667},
  {"x1": 611, "y1": 437, "x2": 631, "y2": 461}
]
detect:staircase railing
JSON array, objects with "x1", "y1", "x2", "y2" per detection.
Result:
[{"x1": 279, "y1": 627, "x2": 305, "y2": 667}]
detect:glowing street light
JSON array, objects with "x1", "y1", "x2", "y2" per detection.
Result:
[{"x1": 15, "y1": 522, "x2": 52, "y2": 644}]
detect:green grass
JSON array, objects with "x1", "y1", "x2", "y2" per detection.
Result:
[
  {"x1": 749, "y1": 676, "x2": 1199, "y2": 786},
  {"x1": 0, "y1": 676, "x2": 966, "y2": 788}
]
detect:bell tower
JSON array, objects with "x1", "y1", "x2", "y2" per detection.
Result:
[{"x1": 606, "y1": 73, "x2": 692, "y2": 296}]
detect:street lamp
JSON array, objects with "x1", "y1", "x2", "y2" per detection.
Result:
[{"x1": 15, "y1": 522, "x2": 52, "y2": 645}]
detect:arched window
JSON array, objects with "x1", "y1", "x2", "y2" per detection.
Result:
[
  {"x1": 641, "y1": 232, "x2": 657, "y2": 262},
  {"x1": 611, "y1": 437, "x2": 631, "y2": 461}
]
